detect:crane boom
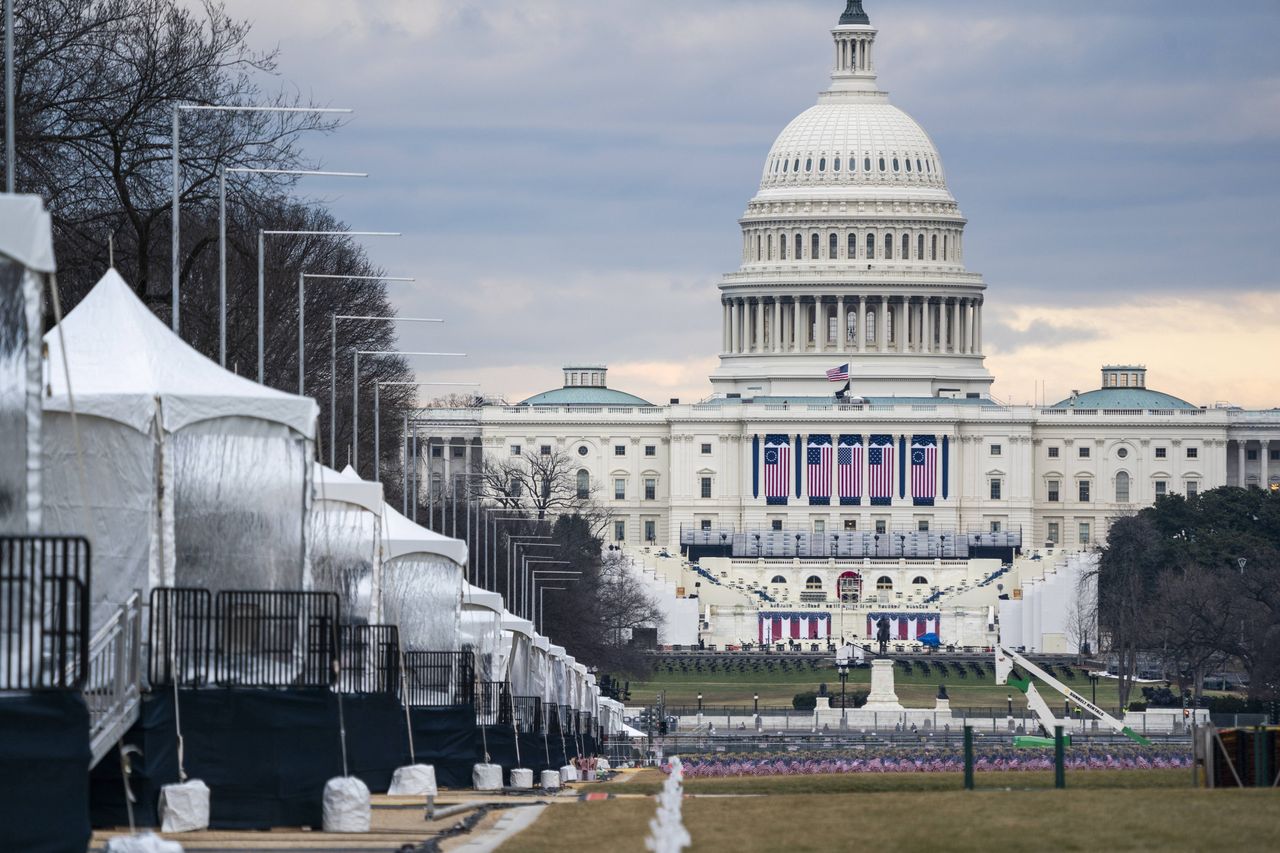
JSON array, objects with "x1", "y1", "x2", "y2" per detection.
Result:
[{"x1": 995, "y1": 644, "x2": 1150, "y2": 745}]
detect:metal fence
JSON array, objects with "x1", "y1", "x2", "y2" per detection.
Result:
[
  {"x1": 148, "y1": 587, "x2": 212, "y2": 687},
  {"x1": 402, "y1": 650, "x2": 475, "y2": 708},
  {"x1": 509, "y1": 695, "x2": 543, "y2": 732},
  {"x1": 214, "y1": 590, "x2": 341, "y2": 688},
  {"x1": 338, "y1": 624, "x2": 400, "y2": 695},
  {"x1": 0, "y1": 535, "x2": 91, "y2": 690},
  {"x1": 477, "y1": 680, "x2": 507, "y2": 726}
]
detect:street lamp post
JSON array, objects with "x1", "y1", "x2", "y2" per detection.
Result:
[
  {"x1": 507, "y1": 538, "x2": 556, "y2": 603},
  {"x1": 330, "y1": 313, "x2": 434, "y2": 467},
  {"x1": 538, "y1": 586, "x2": 568, "y2": 635},
  {"x1": 697, "y1": 693, "x2": 703, "y2": 713},
  {"x1": 526, "y1": 563, "x2": 574, "y2": 621},
  {"x1": 838, "y1": 663, "x2": 849, "y2": 729},
  {"x1": 299, "y1": 273, "x2": 414, "y2": 392},
  {"x1": 530, "y1": 572, "x2": 580, "y2": 629},
  {"x1": 352, "y1": 350, "x2": 465, "y2": 477},
  {"x1": 259, "y1": 230, "x2": 400, "y2": 383},
  {"x1": 172, "y1": 103, "x2": 352, "y2": 333},
  {"x1": 1088, "y1": 673, "x2": 1099, "y2": 707},
  {"x1": 218, "y1": 167, "x2": 369, "y2": 366}
]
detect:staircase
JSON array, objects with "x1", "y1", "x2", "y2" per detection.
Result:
[{"x1": 82, "y1": 593, "x2": 143, "y2": 768}]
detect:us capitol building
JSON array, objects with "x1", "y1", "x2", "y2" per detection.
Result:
[{"x1": 418, "y1": 2, "x2": 1279, "y2": 650}]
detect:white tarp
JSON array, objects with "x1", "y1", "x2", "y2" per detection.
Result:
[
  {"x1": 379, "y1": 504, "x2": 465, "y2": 651},
  {"x1": 312, "y1": 464, "x2": 383, "y2": 623},
  {"x1": 548, "y1": 644, "x2": 567, "y2": 707},
  {"x1": 529, "y1": 634, "x2": 550, "y2": 703},
  {"x1": 0, "y1": 195, "x2": 52, "y2": 535},
  {"x1": 461, "y1": 584, "x2": 504, "y2": 681},
  {"x1": 41, "y1": 271, "x2": 316, "y2": 627},
  {"x1": 500, "y1": 613, "x2": 534, "y2": 694}
]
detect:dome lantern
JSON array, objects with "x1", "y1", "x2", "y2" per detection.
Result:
[
  {"x1": 828, "y1": 1, "x2": 879, "y2": 97},
  {"x1": 840, "y1": 1, "x2": 871, "y2": 26}
]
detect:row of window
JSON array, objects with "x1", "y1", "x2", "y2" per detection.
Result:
[
  {"x1": 767, "y1": 152, "x2": 940, "y2": 180},
  {"x1": 1042, "y1": 444, "x2": 1198, "y2": 460},
  {"x1": 767, "y1": 575, "x2": 931, "y2": 590},
  {"x1": 613, "y1": 518, "x2": 659, "y2": 543},
  {"x1": 602, "y1": 474, "x2": 715, "y2": 501},
  {"x1": 1045, "y1": 521, "x2": 1094, "y2": 546},
  {"x1": 513, "y1": 442, "x2": 714, "y2": 457},
  {"x1": 748, "y1": 229, "x2": 959, "y2": 263}
]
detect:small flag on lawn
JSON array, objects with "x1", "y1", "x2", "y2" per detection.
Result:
[{"x1": 826, "y1": 363, "x2": 850, "y2": 382}]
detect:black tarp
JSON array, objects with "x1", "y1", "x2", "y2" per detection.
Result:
[
  {"x1": 90, "y1": 689, "x2": 475, "y2": 830},
  {"x1": 0, "y1": 691, "x2": 91, "y2": 853}
]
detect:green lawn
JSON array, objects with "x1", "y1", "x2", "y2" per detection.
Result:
[
  {"x1": 507, "y1": 773, "x2": 1280, "y2": 853},
  {"x1": 626, "y1": 664, "x2": 1129, "y2": 710}
]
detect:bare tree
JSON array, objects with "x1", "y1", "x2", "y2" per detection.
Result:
[
  {"x1": 1065, "y1": 569, "x2": 1098, "y2": 661},
  {"x1": 478, "y1": 449, "x2": 602, "y2": 522},
  {"x1": 597, "y1": 551, "x2": 666, "y2": 645}
]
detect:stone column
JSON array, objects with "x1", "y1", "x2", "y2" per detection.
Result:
[
  {"x1": 729, "y1": 300, "x2": 737, "y2": 353},
  {"x1": 951, "y1": 299, "x2": 960, "y2": 353},
  {"x1": 837, "y1": 296, "x2": 846, "y2": 353},
  {"x1": 1239, "y1": 440, "x2": 1248, "y2": 487},
  {"x1": 939, "y1": 298, "x2": 949, "y2": 352},
  {"x1": 857, "y1": 296, "x2": 866, "y2": 353},
  {"x1": 926, "y1": 295, "x2": 936, "y2": 350},
  {"x1": 879, "y1": 296, "x2": 889, "y2": 353},
  {"x1": 1262, "y1": 440, "x2": 1271, "y2": 489},
  {"x1": 898, "y1": 299, "x2": 908, "y2": 353},
  {"x1": 723, "y1": 301, "x2": 731, "y2": 353},
  {"x1": 755, "y1": 299, "x2": 764, "y2": 353},
  {"x1": 793, "y1": 297, "x2": 803, "y2": 353},
  {"x1": 975, "y1": 301, "x2": 983, "y2": 354},
  {"x1": 773, "y1": 299, "x2": 782, "y2": 353}
]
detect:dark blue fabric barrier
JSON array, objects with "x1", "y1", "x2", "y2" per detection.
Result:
[
  {"x1": 90, "y1": 689, "x2": 476, "y2": 830},
  {"x1": 0, "y1": 691, "x2": 91, "y2": 853}
]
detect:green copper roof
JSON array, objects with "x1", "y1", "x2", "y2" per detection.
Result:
[
  {"x1": 840, "y1": 1, "x2": 870, "y2": 25},
  {"x1": 1050, "y1": 388, "x2": 1198, "y2": 410},
  {"x1": 520, "y1": 387, "x2": 653, "y2": 407}
]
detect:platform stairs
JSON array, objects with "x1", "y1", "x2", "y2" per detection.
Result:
[{"x1": 83, "y1": 593, "x2": 143, "y2": 767}]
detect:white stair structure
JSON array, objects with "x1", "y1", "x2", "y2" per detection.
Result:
[{"x1": 84, "y1": 593, "x2": 144, "y2": 768}]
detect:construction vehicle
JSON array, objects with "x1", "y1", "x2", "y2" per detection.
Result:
[{"x1": 995, "y1": 644, "x2": 1150, "y2": 746}]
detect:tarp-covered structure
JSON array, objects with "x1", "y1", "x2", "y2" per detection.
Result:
[
  {"x1": 0, "y1": 196, "x2": 54, "y2": 534},
  {"x1": 378, "y1": 504, "x2": 465, "y2": 651},
  {"x1": 500, "y1": 613, "x2": 535, "y2": 695},
  {"x1": 43, "y1": 270, "x2": 318, "y2": 627},
  {"x1": 311, "y1": 464, "x2": 384, "y2": 623},
  {"x1": 461, "y1": 584, "x2": 504, "y2": 682}
]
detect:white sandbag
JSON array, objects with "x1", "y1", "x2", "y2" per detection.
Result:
[
  {"x1": 105, "y1": 832, "x2": 185, "y2": 853},
  {"x1": 510, "y1": 768, "x2": 534, "y2": 789},
  {"x1": 560, "y1": 764, "x2": 578, "y2": 783},
  {"x1": 472, "y1": 763, "x2": 503, "y2": 791},
  {"x1": 540, "y1": 770, "x2": 561, "y2": 790},
  {"x1": 388, "y1": 764, "x2": 437, "y2": 796},
  {"x1": 159, "y1": 779, "x2": 210, "y2": 833},
  {"x1": 322, "y1": 776, "x2": 371, "y2": 833}
]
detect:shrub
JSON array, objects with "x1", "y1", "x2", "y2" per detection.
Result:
[{"x1": 792, "y1": 691, "x2": 817, "y2": 711}]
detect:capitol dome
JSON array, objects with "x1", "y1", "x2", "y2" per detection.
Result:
[
  {"x1": 711, "y1": 0, "x2": 994, "y2": 400},
  {"x1": 759, "y1": 103, "x2": 950, "y2": 196}
]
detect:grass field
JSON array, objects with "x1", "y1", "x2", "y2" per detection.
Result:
[
  {"x1": 626, "y1": 664, "x2": 1130, "y2": 710},
  {"x1": 506, "y1": 772, "x2": 1280, "y2": 853}
]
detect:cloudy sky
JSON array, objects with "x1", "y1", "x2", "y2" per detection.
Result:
[{"x1": 217, "y1": 0, "x2": 1280, "y2": 408}]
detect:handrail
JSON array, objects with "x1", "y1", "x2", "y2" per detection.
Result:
[{"x1": 84, "y1": 593, "x2": 143, "y2": 768}]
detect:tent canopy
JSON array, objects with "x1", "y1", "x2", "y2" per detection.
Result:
[
  {"x1": 464, "y1": 583, "x2": 504, "y2": 612},
  {"x1": 0, "y1": 195, "x2": 55, "y2": 271},
  {"x1": 44, "y1": 270, "x2": 317, "y2": 437},
  {"x1": 501, "y1": 612, "x2": 534, "y2": 637},
  {"x1": 314, "y1": 463, "x2": 383, "y2": 515},
  {"x1": 380, "y1": 503, "x2": 468, "y2": 566}
]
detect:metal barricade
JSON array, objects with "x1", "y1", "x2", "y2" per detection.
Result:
[
  {"x1": 338, "y1": 624, "x2": 400, "y2": 695},
  {"x1": 85, "y1": 593, "x2": 143, "y2": 766},
  {"x1": 214, "y1": 590, "x2": 340, "y2": 688},
  {"x1": 477, "y1": 681, "x2": 506, "y2": 725},
  {"x1": 402, "y1": 650, "x2": 475, "y2": 708},
  {"x1": 148, "y1": 587, "x2": 212, "y2": 687},
  {"x1": 0, "y1": 535, "x2": 90, "y2": 690},
  {"x1": 510, "y1": 695, "x2": 543, "y2": 732}
]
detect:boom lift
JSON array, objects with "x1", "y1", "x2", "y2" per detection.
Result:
[{"x1": 995, "y1": 644, "x2": 1151, "y2": 746}]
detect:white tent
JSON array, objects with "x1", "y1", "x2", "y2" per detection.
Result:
[
  {"x1": 42, "y1": 270, "x2": 318, "y2": 626},
  {"x1": 500, "y1": 613, "x2": 535, "y2": 695},
  {"x1": 547, "y1": 644, "x2": 568, "y2": 709},
  {"x1": 378, "y1": 503, "x2": 465, "y2": 651},
  {"x1": 461, "y1": 583, "x2": 505, "y2": 682},
  {"x1": 529, "y1": 634, "x2": 551, "y2": 705},
  {"x1": 0, "y1": 195, "x2": 55, "y2": 535},
  {"x1": 311, "y1": 464, "x2": 384, "y2": 623}
]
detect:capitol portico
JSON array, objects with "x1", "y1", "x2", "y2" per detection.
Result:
[{"x1": 411, "y1": 2, "x2": 1280, "y2": 651}]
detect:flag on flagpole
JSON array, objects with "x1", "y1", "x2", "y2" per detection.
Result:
[
  {"x1": 806, "y1": 435, "x2": 832, "y2": 505},
  {"x1": 825, "y1": 363, "x2": 850, "y2": 382}
]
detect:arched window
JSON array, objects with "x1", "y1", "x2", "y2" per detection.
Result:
[
  {"x1": 767, "y1": 234, "x2": 774, "y2": 260},
  {"x1": 829, "y1": 233, "x2": 838, "y2": 259},
  {"x1": 918, "y1": 234, "x2": 925, "y2": 260},
  {"x1": 866, "y1": 233, "x2": 876, "y2": 259},
  {"x1": 866, "y1": 310, "x2": 876, "y2": 343},
  {"x1": 793, "y1": 158, "x2": 800, "y2": 173},
  {"x1": 811, "y1": 233, "x2": 820, "y2": 259},
  {"x1": 782, "y1": 159, "x2": 789, "y2": 173},
  {"x1": 876, "y1": 576, "x2": 893, "y2": 590},
  {"x1": 864, "y1": 156, "x2": 872, "y2": 172},
  {"x1": 917, "y1": 158, "x2": 924, "y2": 173},
  {"x1": 819, "y1": 158, "x2": 826, "y2": 172},
  {"x1": 892, "y1": 157, "x2": 900, "y2": 172},
  {"x1": 905, "y1": 158, "x2": 913, "y2": 172},
  {"x1": 943, "y1": 235, "x2": 949, "y2": 260},
  {"x1": 795, "y1": 233, "x2": 803, "y2": 259},
  {"x1": 834, "y1": 157, "x2": 841, "y2": 172},
  {"x1": 805, "y1": 158, "x2": 812, "y2": 172},
  {"x1": 770, "y1": 575, "x2": 788, "y2": 585},
  {"x1": 846, "y1": 309, "x2": 856, "y2": 342},
  {"x1": 912, "y1": 576, "x2": 929, "y2": 585},
  {"x1": 780, "y1": 235, "x2": 787, "y2": 259},
  {"x1": 805, "y1": 575, "x2": 822, "y2": 590},
  {"x1": 1116, "y1": 471, "x2": 1131, "y2": 503},
  {"x1": 885, "y1": 233, "x2": 894, "y2": 260},
  {"x1": 848, "y1": 232, "x2": 857, "y2": 258},
  {"x1": 902, "y1": 234, "x2": 910, "y2": 259},
  {"x1": 879, "y1": 157, "x2": 887, "y2": 172},
  {"x1": 931, "y1": 235, "x2": 938, "y2": 260},
  {"x1": 576, "y1": 469, "x2": 590, "y2": 499},
  {"x1": 756, "y1": 235, "x2": 762, "y2": 261}
]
